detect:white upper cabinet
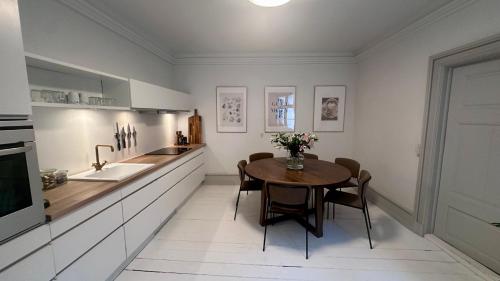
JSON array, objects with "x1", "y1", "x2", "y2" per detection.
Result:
[
  {"x1": 0, "y1": 0, "x2": 31, "y2": 117},
  {"x1": 129, "y1": 79, "x2": 192, "y2": 111}
]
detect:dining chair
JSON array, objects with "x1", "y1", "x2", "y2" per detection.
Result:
[
  {"x1": 249, "y1": 152, "x2": 274, "y2": 162},
  {"x1": 323, "y1": 170, "x2": 373, "y2": 249},
  {"x1": 325, "y1": 157, "x2": 361, "y2": 219},
  {"x1": 334, "y1": 157, "x2": 361, "y2": 188},
  {"x1": 263, "y1": 182, "x2": 311, "y2": 259},
  {"x1": 303, "y1": 153, "x2": 319, "y2": 160},
  {"x1": 234, "y1": 160, "x2": 263, "y2": 220}
]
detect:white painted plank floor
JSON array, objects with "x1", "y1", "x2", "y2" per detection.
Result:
[{"x1": 116, "y1": 184, "x2": 486, "y2": 281}]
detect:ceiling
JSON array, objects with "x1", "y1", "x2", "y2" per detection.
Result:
[{"x1": 85, "y1": 0, "x2": 454, "y2": 58}]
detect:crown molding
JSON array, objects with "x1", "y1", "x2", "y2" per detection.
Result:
[
  {"x1": 355, "y1": 0, "x2": 477, "y2": 61},
  {"x1": 174, "y1": 53, "x2": 357, "y2": 65},
  {"x1": 56, "y1": 0, "x2": 176, "y2": 64}
]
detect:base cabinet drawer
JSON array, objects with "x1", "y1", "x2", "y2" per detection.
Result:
[
  {"x1": 0, "y1": 245, "x2": 55, "y2": 281},
  {"x1": 124, "y1": 164, "x2": 205, "y2": 257},
  {"x1": 124, "y1": 193, "x2": 164, "y2": 257},
  {"x1": 56, "y1": 227, "x2": 126, "y2": 281},
  {"x1": 122, "y1": 152, "x2": 205, "y2": 221},
  {"x1": 52, "y1": 203, "x2": 123, "y2": 273},
  {"x1": 160, "y1": 164, "x2": 206, "y2": 222}
]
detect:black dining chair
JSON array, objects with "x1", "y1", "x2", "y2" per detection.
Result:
[
  {"x1": 263, "y1": 181, "x2": 311, "y2": 259},
  {"x1": 303, "y1": 153, "x2": 319, "y2": 160},
  {"x1": 326, "y1": 157, "x2": 361, "y2": 219},
  {"x1": 234, "y1": 160, "x2": 263, "y2": 220},
  {"x1": 249, "y1": 152, "x2": 274, "y2": 162},
  {"x1": 324, "y1": 170, "x2": 373, "y2": 249}
]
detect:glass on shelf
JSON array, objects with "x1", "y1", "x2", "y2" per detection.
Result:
[
  {"x1": 100, "y1": 97, "x2": 115, "y2": 106},
  {"x1": 30, "y1": 89, "x2": 43, "y2": 102},
  {"x1": 88, "y1": 97, "x2": 101, "y2": 106},
  {"x1": 41, "y1": 90, "x2": 66, "y2": 104}
]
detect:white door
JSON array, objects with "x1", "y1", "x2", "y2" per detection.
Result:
[
  {"x1": 435, "y1": 58, "x2": 500, "y2": 274},
  {"x1": 0, "y1": 0, "x2": 31, "y2": 117}
]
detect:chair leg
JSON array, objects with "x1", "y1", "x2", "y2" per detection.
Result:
[
  {"x1": 234, "y1": 191, "x2": 241, "y2": 221},
  {"x1": 365, "y1": 203, "x2": 372, "y2": 229},
  {"x1": 305, "y1": 214, "x2": 309, "y2": 259},
  {"x1": 326, "y1": 203, "x2": 330, "y2": 220},
  {"x1": 247, "y1": 191, "x2": 249, "y2": 195},
  {"x1": 331, "y1": 203, "x2": 335, "y2": 219},
  {"x1": 263, "y1": 208, "x2": 269, "y2": 252},
  {"x1": 362, "y1": 208, "x2": 373, "y2": 249}
]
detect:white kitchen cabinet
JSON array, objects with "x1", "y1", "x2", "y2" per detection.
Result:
[
  {"x1": 124, "y1": 164, "x2": 205, "y2": 257},
  {"x1": 0, "y1": 224, "x2": 51, "y2": 270},
  {"x1": 159, "y1": 164, "x2": 206, "y2": 223},
  {"x1": 0, "y1": 245, "x2": 55, "y2": 281},
  {"x1": 0, "y1": 0, "x2": 31, "y2": 116},
  {"x1": 56, "y1": 227, "x2": 126, "y2": 281},
  {"x1": 120, "y1": 149, "x2": 204, "y2": 198},
  {"x1": 52, "y1": 202, "x2": 123, "y2": 273},
  {"x1": 122, "y1": 152, "x2": 205, "y2": 221},
  {"x1": 49, "y1": 190, "x2": 122, "y2": 238},
  {"x1": 129, "y1": 79, "x2": 192, "y2": 111},
  {"x1": 123, "y1": 188, "x2": 164, "y2": 258}
]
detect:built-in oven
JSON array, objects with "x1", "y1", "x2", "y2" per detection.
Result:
[{"x1": 0, "y1": 120, "x2": 45, "y2": 244}]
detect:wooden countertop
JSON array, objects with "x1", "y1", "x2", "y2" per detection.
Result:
[{"x1": 43, "y1": 144, "x2": 206, "y2": 221}]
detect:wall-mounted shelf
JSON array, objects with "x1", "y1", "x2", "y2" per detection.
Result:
[
  {"x1": 25, "y1": 52, "x2": 128, "y2": 82},
  {"x1": 31, "y1": 102, "x2": 131, "y2": 111},
  {"x1": 25, "y1": 52, "x2": 131, "y2": 110}
]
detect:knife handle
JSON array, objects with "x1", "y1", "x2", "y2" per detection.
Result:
[{"x1": 115, "y1": 134, "x2": 121, "y2": 151}]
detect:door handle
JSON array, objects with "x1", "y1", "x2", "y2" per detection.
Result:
[{"x1": 0, "y1": 145, "x2": 33, "y2": 157}]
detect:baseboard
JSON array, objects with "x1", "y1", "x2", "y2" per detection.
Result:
[
  {"x1": 425, "y1": 234, "x2": 500, "y2": 281},
  {"x1": 366, "y1": 187, "x2": 423, "y2": 235},
  {"x1": 204, "y1": 174, "x2": 239, "y2": 185}
]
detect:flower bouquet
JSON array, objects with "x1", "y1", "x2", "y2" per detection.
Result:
[{"x1": 271, "y1": 132, "x2": 319, "y2": 170}]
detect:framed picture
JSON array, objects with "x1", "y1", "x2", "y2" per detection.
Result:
[
  {"x1": 313, "y1": 85, "x2": 346, "y2": 132},
  {"x1": 265, "y1": 86, "x2": 296, "y2": 132},
  {"x1": 216, "y1": 86, "x2": 247, "y2": 133}
]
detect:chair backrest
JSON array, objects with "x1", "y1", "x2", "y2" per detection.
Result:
[
  {"x1": 237, "y1": 160, "x2": 247, "y2": 183},
  {"x1": 249, "y1": 152, "x2": 274, "y2": 162},
  {"x1": 334, "y1": 158, "x2": 361, "y2": 179},
  {"x1": 303, "y1": 153, "x2": 318, "y2": 160},
  {"x1": 358, "y1": 170, "x2": 372, "y2": 200},
  {"x1": 266, "y1": 182, "x2": 310, "y2": 207}
]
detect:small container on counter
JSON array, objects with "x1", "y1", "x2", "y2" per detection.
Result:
[{"x1": 40, "y1": 169, "x2": 68, "y2": 190}]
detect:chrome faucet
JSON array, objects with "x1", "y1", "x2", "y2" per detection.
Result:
[{"x1": 92, "y1": 145, "x2": 114, "y2": 171}]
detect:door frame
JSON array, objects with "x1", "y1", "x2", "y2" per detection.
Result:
[{"x1": 416, "y1": 34, "x2": 500, "y2": 235}]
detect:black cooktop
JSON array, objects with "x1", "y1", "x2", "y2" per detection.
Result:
[{"x1": 145, "y1": 147, "x2": 191, "y2": 155}]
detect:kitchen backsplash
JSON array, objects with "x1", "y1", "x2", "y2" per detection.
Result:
[{"x1": 32, "y1": 107, "x2": 177, "y2": 175}]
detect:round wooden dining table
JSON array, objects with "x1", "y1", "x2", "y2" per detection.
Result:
[{"x1": 245, "y1": 157, "x2": 351, "y2": 238}]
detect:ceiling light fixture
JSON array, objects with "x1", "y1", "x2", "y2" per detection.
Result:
[{"x1": 248, "y1": 0, "x2": 290, "y2": 7}]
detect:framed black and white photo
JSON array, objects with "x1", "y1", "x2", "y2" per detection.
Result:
[
  {"x1": 313, "y1": 85, "x2": 346, "y2": 132},
  {"x1": 216, "y1": 86, "x2": 247, "y2": 133},
  {"x1": 265, "y1": 86, "x2": 296, "y2": 132}
]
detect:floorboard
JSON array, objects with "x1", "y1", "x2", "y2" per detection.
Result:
[{"x1": 115, "y1": 184, "x2": 486, "y2": 281}]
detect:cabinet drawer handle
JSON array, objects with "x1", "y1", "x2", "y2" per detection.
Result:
[{"x1": 491, "y1": 223, "x2": 500, "y2": 228}]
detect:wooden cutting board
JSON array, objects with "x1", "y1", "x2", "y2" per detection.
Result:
[{"x1": 188, "y1": 109, "x2": 202, "y2": 144}]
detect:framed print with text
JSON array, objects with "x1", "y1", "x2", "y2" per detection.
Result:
[{"x1": 265, "y1": 86, "x2": 296, "y2": 132}]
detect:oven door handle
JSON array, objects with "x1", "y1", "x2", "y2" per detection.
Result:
[{"x1": 0, "y1": 144, "x2": 33, "y2": 157}]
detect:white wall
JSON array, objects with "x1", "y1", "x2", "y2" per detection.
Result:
[
  {"x1": 18, "y1": 0, "x2": 174, "y2": 88},
  {"x1": 355, "y1": 0, "x2": 500, "y2": 212},
  {"x1": 18, "y1": 0, "x2": 178, "y2": 174},
  {"x1": 33, "y1": 108, "x2": 176, "y2": 174},
  {"x1": 175, "y1": 63, "x2": 358, "y2": 175}
]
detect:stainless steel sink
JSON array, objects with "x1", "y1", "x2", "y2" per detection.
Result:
[{"x1": 68, "y1": 163, "x2": 155, "y2": 182}]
